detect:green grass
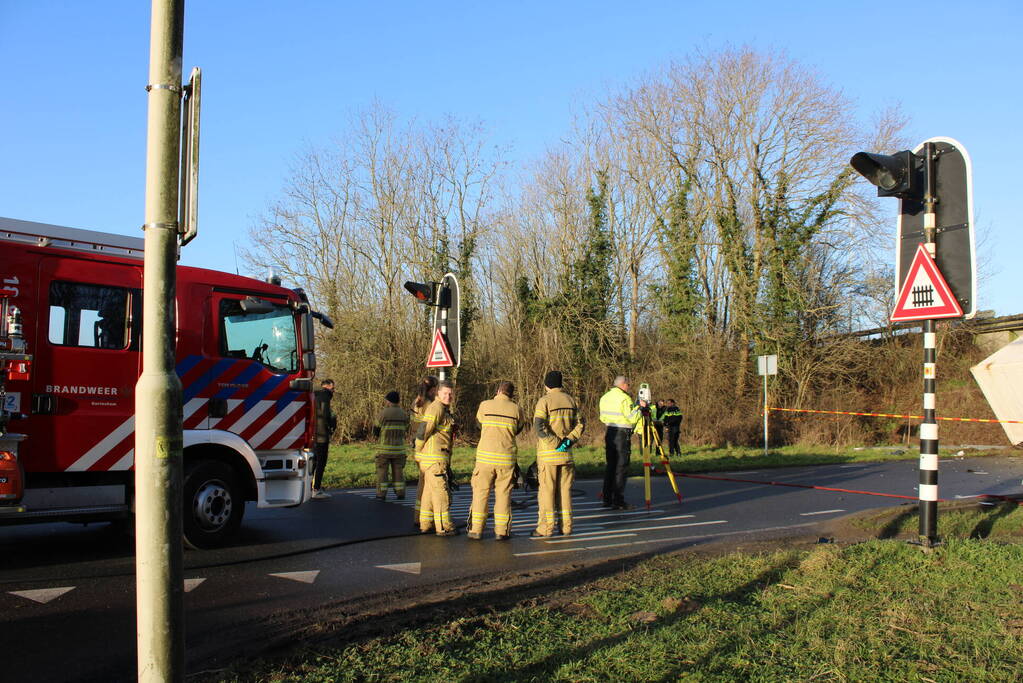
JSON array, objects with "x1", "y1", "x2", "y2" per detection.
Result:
[
  {"x1": 218, "y1": 503, "x2": 1023, "y2": 682},
  {"x1": 319, "y1": 442, "x2": 995, "y2": 490},
  {"x1": 852, "y1": 500, "x2": 1023, "y2": 541}
]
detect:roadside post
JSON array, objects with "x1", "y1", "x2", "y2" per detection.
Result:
[
  {"x1": 757, "y1": 355, "x2": 777, "y2": 455},
  {"x1": 851, "y1": 137, "x2": 975, "y2": 546},
  {"x1": 136, "y1": 1, "x2": 203, "y2": 678},
  {"x1": 404, "y1": 273, "x2": 460, "y2": 380}
]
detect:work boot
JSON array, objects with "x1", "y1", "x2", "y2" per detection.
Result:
[
  {"x1": 495, "y1": 533, "x2": 511, "y2": 541},
  {"x1": 530, "y1": 530, "x2": 552, "y2": 539},
  {"x1": 420, "y1": 527, "x2": 436, "y2": 534},
  {"x1": 436, "y1": 528, "x2": 459, "y2": 537},
  {"x1": 612, "y1": 502, "x2": 635, "y2": 511},
  {"x1": 467, "y1": 531, "x2": 483, "y2": 540},
  {"x1": 312, "y1": 489, "x2": 331, "y2": 500}
]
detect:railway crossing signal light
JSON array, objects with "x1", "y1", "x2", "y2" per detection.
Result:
[
  {"x1": 403, "y1": 281, "x2": 451, "y2": 308},
  {"x1": 849, "y1": 150, "x2": 924, "y2": 200}
]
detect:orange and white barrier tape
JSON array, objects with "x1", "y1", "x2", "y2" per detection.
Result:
[{"x1": 768, "y1": 406, "x2": 1023, "y2": 425}]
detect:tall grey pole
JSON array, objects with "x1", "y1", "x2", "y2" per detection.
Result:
[
  {"x1": 763, "y1": 372, "x2": 768, "y2": 456},
  {"x1": 135, "y1": 0, "x2": 186, "y2": 680},
  {"x1": 918, "y1": 142, "x2": 939, "y2": 545}
]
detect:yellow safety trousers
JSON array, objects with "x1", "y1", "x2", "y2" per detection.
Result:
[
  {"x1": 536, "y1": 462, "x2": 575, "y2": 536},
  {"x1": 468, "y1": 463, "x2": 515, "y2": 536},
  {"x1": 419, "y1": 461, "x2": 454, "y2": 533}
]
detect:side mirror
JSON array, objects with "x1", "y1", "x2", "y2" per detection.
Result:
[
  {"x1": 311, "y1": 310, "x2": 334, "y2": 329},
  {"x1": 289, "y1": 378, "x2": 312, "y2": 392}
]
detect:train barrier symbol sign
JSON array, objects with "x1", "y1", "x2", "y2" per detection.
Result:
[
  {"x1": 890, "y1": 244, "x2": 963, "y2": 322},
  {"x1": 425, "y1": 328, "x2": 454, "y2": 368}
]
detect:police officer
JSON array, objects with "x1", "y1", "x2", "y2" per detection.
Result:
[
  {"x1": 416, "y1": 380, "x2": 457, "y2": 536},
  {"x1": 374, "y1": 391, "x2": 410, "y2": 500},
  {"x1": 410, "y1": 376, "x2": 439, "y2": 528},
  {"x1": 468, "y1": 381, "x2": 526, "y2": 540},
  {"x1": 661, "y1": 398, "x2": 683, "y2": 457},
  {"x1": 532, "y1": 371, "x2": 585, "y2": 537},
  {"x1": 598, "y1": 375, "x2": 644, "y2": 510},
  {"x1": 311, "y1": 378, "x2": 336, "y2": 500}
]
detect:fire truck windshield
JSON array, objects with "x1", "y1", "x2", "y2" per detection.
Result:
[{"x1": 220, "y1": 300, "x2": 298, "y2": 374}]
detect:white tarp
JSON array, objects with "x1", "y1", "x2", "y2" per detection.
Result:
[{"x1": 971, "y1": 337, "x2": 1023, "y2": 445}]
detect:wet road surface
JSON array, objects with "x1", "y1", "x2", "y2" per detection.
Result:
[{"x1": 2, "y1": 456, "x2": 1020, "y2": 682}]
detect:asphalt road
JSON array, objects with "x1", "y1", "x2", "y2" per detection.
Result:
[{"x1": 2, "y1": 455, "x2": 1020, "y2": 682}]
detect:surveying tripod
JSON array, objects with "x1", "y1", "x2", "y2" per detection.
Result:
[{"x1": 637, "y1": 409, "x2": 683, "y2": 508}]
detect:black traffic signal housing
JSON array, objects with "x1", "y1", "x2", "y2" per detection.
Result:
[
  {"x1": 403, "y1": 281, "x2": 450, "y2": 307},
  {"x1": 849, "y1": 150, "x2": 924, "y2": 200}
]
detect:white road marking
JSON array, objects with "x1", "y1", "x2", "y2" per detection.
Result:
[
  {"x1": 547, "y1": 519, "x2": 727, "y2": 538},
  {"x1": 513, "y1": 521, "x2": 818, "y2": 557},
  {"x1": 602, "y1": 514, "x2": 694, "y2": 524},
  {"x1": 8, "y1": 587, "x2": 75, "y2": 604},
  {"x1": 542, "y1": 533, "x2": 637, "y2": 544},
  {"x1": 611, "y1": 519, "x2": 728, "y2": 534},
  {"x1": 572, "y1": 509, "x2": 664, "y2": 521},
  {"x1": 954, "y1": 494, "x2": 979, "y2": 499},
  {"x1": 376, "y1": 562, "x2": 422, "y2": 575},
  {"x1": 183, "y1": 578, "x2": 206, "y2": 593},
  {"x1": 799, "y1": 509, "x2": 846, "y2": 516},
  {"x1": 269, "y1": 570, "x2": 320, "y2": 584}
]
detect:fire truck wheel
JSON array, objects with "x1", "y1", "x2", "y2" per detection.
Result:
[{"x1": 183, "y1": 460, "x2": 245, "y2": 549}]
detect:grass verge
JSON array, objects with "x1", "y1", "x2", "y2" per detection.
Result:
[
  {"x1": 214, "y1": 502, "x2": 1023, "y2": 682},
  {"x1": 320, "y1": 442, "x2": 1002, "y2": 490}
]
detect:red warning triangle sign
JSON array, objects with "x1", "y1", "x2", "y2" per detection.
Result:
[
  {"x1": 425, "y1": 328, "x2": 454, "y2": 368},
  {"x1": 890, "y1": 244, "x2": 964, "y2": 322}
]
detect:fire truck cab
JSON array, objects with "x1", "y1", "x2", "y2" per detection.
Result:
[{"x1": 0, "y1": 216, "x2": 324, "y2": 548}]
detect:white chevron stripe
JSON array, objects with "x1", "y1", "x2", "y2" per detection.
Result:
[
  {"x1": 110, "y1": 449, "x2": 135, "y2": 471},
  {"x1": 66, "y1": 416, "x2": 135, "y2": 471},
  {"x1": 272, "y1": 419, "x2": 307, "y2": 449},
  {"x1": 225, "y1": 400, "x2": 273, "y2": 434},
  {"x1": 250, "y1": 401, "x2": 305, "y2": 448},
  {"x1": 183, "y1": 397, "x2": 207, "y2": 422}
]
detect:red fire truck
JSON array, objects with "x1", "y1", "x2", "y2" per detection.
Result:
[{"x1": 0, "y1": 216, "x2": 330, "y2": 548}]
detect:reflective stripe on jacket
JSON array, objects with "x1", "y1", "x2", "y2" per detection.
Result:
[
  {"x1": 534, "y1": 388, "x2": 585, "y2": 464},
  {"x1": 475, "y1": 395, "x2": 525, "y2": 466},
  {"x1": 417, "y1": 399, "x2": 454, "y2": 464},
  {"x1": 376, "y1": 405, "x2": 410, "y2": 456},
  {"x1": 598, "y1": 386, "x2": 640, "y2": 428}
]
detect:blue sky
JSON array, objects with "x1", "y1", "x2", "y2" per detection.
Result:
[{"x1": 2, "y1": 1, "x2": 1020, "y2": 315}]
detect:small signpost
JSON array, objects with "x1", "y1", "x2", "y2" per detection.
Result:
[
  {"x1": 757, "y1": 354, "x2": 777, "y2": 455},
  {"x1": 851, "y1": 137, "x2": 974, "y2": 546}
]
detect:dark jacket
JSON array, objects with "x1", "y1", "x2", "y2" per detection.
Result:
[
  {"x1": 314, "y1": 388, "x2": 337, "y2": 443},
  {"x1": 661, "y1": 406, "x2": 683, "y2": 430}
]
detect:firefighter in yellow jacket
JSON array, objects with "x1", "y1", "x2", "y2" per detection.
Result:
[
  {"x1": 410, "y1": 376, "x2": 438, "y2": 528},
  {"x1": 374, "y1": 391, "x2": 410, "y2": 500},
  {"x1": 468, "y1": 381, "x2": 526, "y2": 540},
  {"x1": 599, "y1": 375, "x2": 644, "y2": 510},
  {"x1": 416, "y1": 380, "x2": 457, "y2": 536},
  {"x1": 532, "y1": 371, "x2": 585, "y2": 537}
]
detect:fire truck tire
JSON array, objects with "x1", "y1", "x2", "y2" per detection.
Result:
[{"x1": 183, "y1": 459, "x2": 245, "y2": 549}]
